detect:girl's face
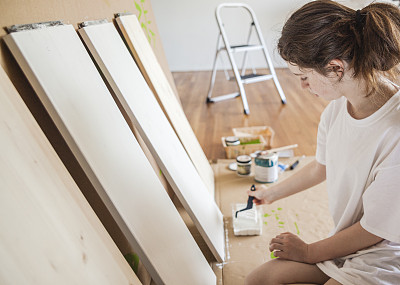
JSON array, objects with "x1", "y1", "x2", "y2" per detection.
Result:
[{"x1": 287, "y1": 63, "x2": 342, "y2": 101}]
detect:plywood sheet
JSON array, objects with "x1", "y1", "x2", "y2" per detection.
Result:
[
  {"x1": 213, "y1": 158, "x2": 334, "y2": 285},
  {"x1": 4, "y1": 24, "x2": 215, "y2": 285},
  {"x1": 79, "y1": 21, "x2": 225, "y2": 263},
  {"x1": 0, "y1": 62, "x2": 140, "y2": 285},
  {"x1": 116, "y1": 15, "x2": 215, "y2": 197}
]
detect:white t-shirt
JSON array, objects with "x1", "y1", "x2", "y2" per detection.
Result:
[{"x1": 315, "y1": 91, "x2": 400, "y2": 285}]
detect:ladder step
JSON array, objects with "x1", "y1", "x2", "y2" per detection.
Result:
[
  {"x1": 229, "y1": 44, "x2": 263, "y2": 53},
  {"x1": 208, "y1": 92, "x2": 240, "y2": 103},
  {"x1": 241, "y1": 74, "x2": 273, "y2": 84}
]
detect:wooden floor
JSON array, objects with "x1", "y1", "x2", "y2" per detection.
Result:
[{"x1": 173, "y1": 68, "x2": 328, "y2": 161}]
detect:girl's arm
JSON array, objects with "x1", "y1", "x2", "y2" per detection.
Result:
[
  {"x1": 270, "y1": 222, "x2": 383, "y2": 263},
  {"x1": 249, "y1": 158, "x2": 326, "y2": 204}
]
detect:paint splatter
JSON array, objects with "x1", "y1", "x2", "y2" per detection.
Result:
[
  {"x1": 134, "y1": 0, "x2": 156, "y2": 46},
  {"x1": 294, "y1": 222, "x2": 300, "y2": 235},
  {"x1": 278, "y1": 221, "x2": 284, "y2": 225},
  {"x1": 270, "y1": 251, "x2": 278, "y2": 259},
  {"x1": 264, "y1": 221, "x2": 268, "y2": 225},
  {"x1": 275, "y1": 214, "x2": 279, "y2": 220},
  {"x1": 264, "y1": 213, "x2": 271, "y2": 218},
  {"x1": 277, "y1": 207, "x2": 282, "y2": 211}
]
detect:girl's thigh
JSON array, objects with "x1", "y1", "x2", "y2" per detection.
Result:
[{"x1": 245, "y1": 259, "x2": 330, "y2": 285}]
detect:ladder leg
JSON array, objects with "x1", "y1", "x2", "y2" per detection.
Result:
[
  {"x1": 227, "y1": 51, "x2": 250, "y2": 114},
  {"x1": 207, "y1": 36, "x2": 222, "y2": 102}
]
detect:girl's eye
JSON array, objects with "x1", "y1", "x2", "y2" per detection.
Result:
[{"x1": 300, "y1": 77, "x2": 308, "y2": 81}]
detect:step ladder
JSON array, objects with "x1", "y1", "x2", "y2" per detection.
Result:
[{"x1": 207, "y1": 3, "x2": 287, "y2": 115}]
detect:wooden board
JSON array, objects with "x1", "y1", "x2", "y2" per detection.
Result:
[
  {"x1": 79, "y1": 21, "x2": 225, "y2": 263},
  {"x1": 4, "y1": 24, "x2": 216, "y2": 285},
  {"x1": 0, "y1": 62, "x2": 140, "y2": 285},
  {"x1": 116, "y1": 15, "x2": 215, "y2": 197}
]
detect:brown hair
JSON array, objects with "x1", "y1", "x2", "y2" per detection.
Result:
[{"x1": 278, "y1": 0, "x2": 400, "y2": 96}]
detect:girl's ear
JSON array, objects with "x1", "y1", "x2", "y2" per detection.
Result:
[{"x1": 327, "y1": 59, "x2": 345, "y2": 78}]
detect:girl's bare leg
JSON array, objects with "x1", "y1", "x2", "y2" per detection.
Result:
[{"x1": 244, "y1": 259, "x2": 330, "y2": 285}]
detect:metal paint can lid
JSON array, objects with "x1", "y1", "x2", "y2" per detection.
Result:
[
  {"x1": 236, "y1": 155, "x2": 251, "y2": 164},
  {"x1": 225, "y1": 136, "x2": 240, "y2": 146}
]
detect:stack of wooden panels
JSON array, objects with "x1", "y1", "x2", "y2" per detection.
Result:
[{"x1": 4, "y1": 21, "x2": 221, "y2": 284}]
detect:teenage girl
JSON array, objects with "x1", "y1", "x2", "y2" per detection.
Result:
[{"x1": 245, "y1": 1, "x2": 400, "y2": 284}]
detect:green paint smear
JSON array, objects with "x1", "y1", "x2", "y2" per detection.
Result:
[
  {"x1": 279, "y1": 221, "x2": 284, "y2": 225},
  {"x1": 270, "y1": 251, "x2": 278, "y2": 259},
  {"x1": 275, "y1": 214, "x2": 279, "y2": 220},
  {"x1": 240, "y1": 139, "x2": 261, "y2": 145},
  {"x1": 278, "y1": 226, "x2": 284, "y2": 228},
  {"x1": 263, "y1": 213, "x2": 271, "y2": 218},
  {"x1": 264, "y1": 221, "x2": 268, "y2": 225},
  {"x1": 272, "y1": 210, "x2": 275, "y2": 212},
  {"x1": 294, "y1": 222, "x2": 300, "y2": 235},
  {"x1": 277, "y1": 207, "x2": 282, "y2": 210},
  {"x1": 124, "y1": 253, "x2": 139, "y2": 274}
]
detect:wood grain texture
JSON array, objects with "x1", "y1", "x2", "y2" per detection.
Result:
[
  {"x1": 174, "y1": 70, "x2": 329, "y2": 160},
  {"x1": 79, "y1": 22, "x2": 225, "y2": 263},
  {"x1": 4, "y1": 25, "x2": 215, "y2": 285},
  {"x1": 116, "y1": 15, "x2": 216, "y2": 197},
  {"x1": 0, "y1": 62, "x2": 140, "y2": 285}
]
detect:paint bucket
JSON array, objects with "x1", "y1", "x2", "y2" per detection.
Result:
[
  {"x1": 254, "y1": 153, "x2": 278, "y2": 183},
  {"x1": 236, "y1": 155, "x2": 251, "y2": 176}
]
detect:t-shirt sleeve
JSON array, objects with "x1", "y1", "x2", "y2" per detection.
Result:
[
  {"x1": 316, "y1": 109, "x2": 328, "y2": 165},
  {"x1": 361, "y1": 140, "x2": 400, "y2": 243}
]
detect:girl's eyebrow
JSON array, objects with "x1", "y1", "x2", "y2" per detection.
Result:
[{"x1": 293, "y1": 73, "x2": 304, "y2": 76}]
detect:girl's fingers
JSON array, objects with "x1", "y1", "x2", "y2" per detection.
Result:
[
  {"x1": 270, "y1": 237, "x2": 284, "y2": 245},
  {"x1": 269, "y1": 242, "x2": 284, "y2": 252}
]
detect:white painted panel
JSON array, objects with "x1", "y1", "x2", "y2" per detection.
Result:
[
  {"x1": 0, "y1": 64, "x2": 140, "y2": 285},
  {"x1": 79, "y1": 21, "x2": 225, "y2": 263},
  {"x1": 4, "y1": 24, "x2": 215, "y2": 285},
  {"x1": 116, "y1": 15, "x2": 215, "y2": 198}
]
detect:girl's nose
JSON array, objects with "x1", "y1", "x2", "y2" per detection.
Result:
[{"x1": 300, "y1": 77, "x2": 309, "y2": 89}]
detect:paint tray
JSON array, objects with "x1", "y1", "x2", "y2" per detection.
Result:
[{"x1": 232, "y1": 203, "x2": 262, "y2": 236}]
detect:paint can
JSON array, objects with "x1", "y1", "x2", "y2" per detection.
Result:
[
  {"x1": 225, "y1": 136, "x2": 240, "y2": 146},
  {"x1": 254, "y1": 153, "x2": 278, "y2": 183},
  {"x1": 236, "y1": 155, "x2": 252, "y2": 176}
]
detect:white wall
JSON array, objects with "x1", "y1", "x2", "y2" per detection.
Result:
[{"x1": 151, "y1": 0, "x2": 385, "y2": 71}]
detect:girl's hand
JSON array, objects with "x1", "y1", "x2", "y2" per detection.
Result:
[
  {"x1": 269, "y1": 232, "x2": 312, "y2": 263},
  {"x1": 247, "y1": 185, "x2": 274, "y2": 205}
]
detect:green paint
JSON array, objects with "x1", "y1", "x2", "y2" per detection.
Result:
[
  {"x1": 134, "y1": 0, "x2": 156, "y2": 46},
  {"x1": 263, "y1": 213, "x2": 271, "y2": 218},
  {"x1": 278, "y1": 226, "x2": 284, "y2": 228},
  {"x1": 159, "y1": 169, "x2": 162, "y2": 177},
  {"x1": 272, "y1": 210, "x2": 275, "y2": 212},
  {"x1": 275, "y1": 214, "x2": 279, "y2": 220},
  {"x1": 240, "y1": 139, "x2": 261, "y2": 145},
  {"x1": 124, "y1": 253, "x2": 139, "y2": 274},
  {"x1": 270, "y1": 251, "x2": 278, "y2": 259},
  {"x1": 294, "y1": 222, "x2": 300, "y2": 235},
  {"x1": 278, "y1": 221, "x2": 284, "y2": 225},
  {"x1": 277, "y1": 207, "x2": 282, "y2": 211},
  {"x1": 264, "y1": 221, "x2": 268, "y2": 225}
]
